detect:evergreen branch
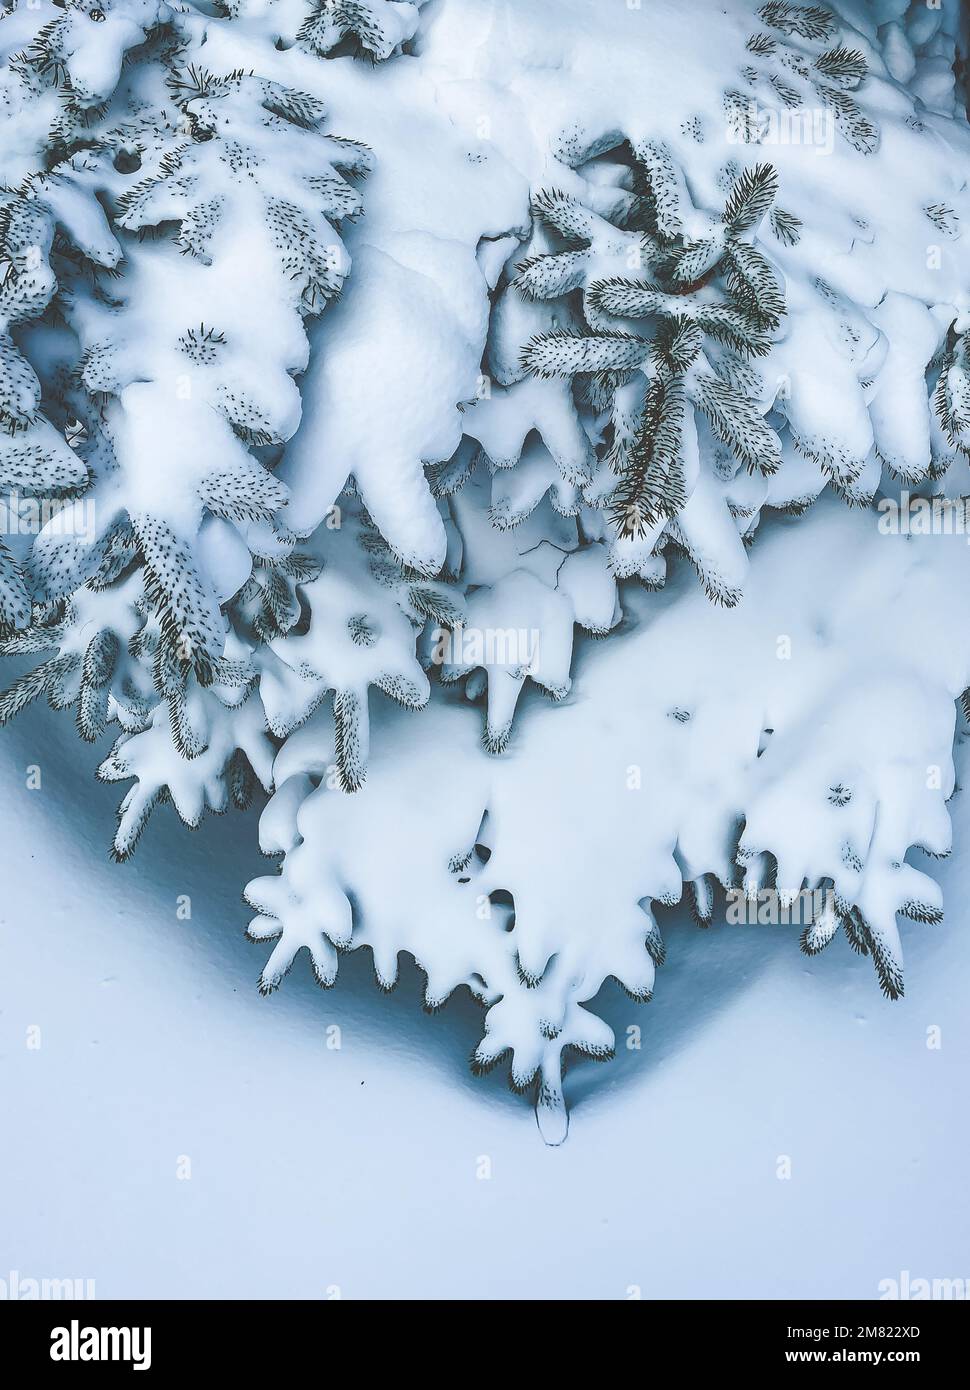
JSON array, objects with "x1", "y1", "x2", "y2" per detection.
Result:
[
  {"x1": 722, "y1": 163, "x2": 778, "y2": 233},
  {"x1": 0, "y1": 652, "x2": 76, "y2": 726},
  {"x1": 631, "y1": 140, "x2": 684, "y2": 240},
  {"x1": 814, "y1": 44, "x2": 867, "y2": 86},
  {"x1": 758, "y1": 2, "x2": 836, "y2": 41},
  {"x1": 652, "y1": 316, "x2": 703, "y2": 374},
  {"x1": 692, "y1": 371, "x2": 781, "y2": 473},
  {"x1": 586, "y1": 277, "x2": 669, "y2": 320},
  {"x1": 529, "y1": 187, "x2": 598, "y2": 243},
  {"x1": 745, "y1": 32, "x2": 777, "y2": 57},
  {"x1": 521, "y1": 330, "x2": 649, "y2": 378},
  {"x1": 769, "y1": 206, "x2": 802, "y2": 246},
  {"x1": 608, "y1": 372, "x2": 687, "y2": 537}
]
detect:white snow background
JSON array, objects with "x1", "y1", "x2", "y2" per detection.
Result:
[{"x1": 2, "y1": 516, "x2": 968, "y2": 1300}]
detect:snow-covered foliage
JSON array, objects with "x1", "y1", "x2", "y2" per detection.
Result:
[
  {"x1": 296, "y1": 0, "x2": 430, "y2": 61},
  {"x1": 0, "y1": 0, "x2": 367, "y2": 849},
  {"x1": 249, "y1": 500, "x2": 970, "y2": 1142},
  {"x1": 2, "y1": 0, "x2": 970, "y2": 1140}
]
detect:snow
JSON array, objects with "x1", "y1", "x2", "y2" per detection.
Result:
[
  {"x1": 2, "y1": 634, "x2": 970, "y2": 1296},
  {"x1": 211, "y1": 0, "x2": 956, "y2": 570},
  {"x1": 246, "y1": 498, "x2": 970, "y2": 1140},
  {"x1": 2, "y1": 0, "x2": 970, "y2": 1296}
]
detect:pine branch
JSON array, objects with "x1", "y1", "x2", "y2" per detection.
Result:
[
  {"x1": 722, "y1": 163, "x2": 778, "y2": 234},
  {"x1": 608, "y1": 372, "x2": 687, "y2": 537},
  {"x1": 814, "y1": 44, "x2": 867, "y2": 86},
  {"x1": 692, "y1": 371, "x2": 781, "y2": 473},
  {"x1": 521, "y1": 330, "x2": 649, "y2": 379},
  {"x1": 758, "y1": 2, "x2": 836, "y2": 41}
]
